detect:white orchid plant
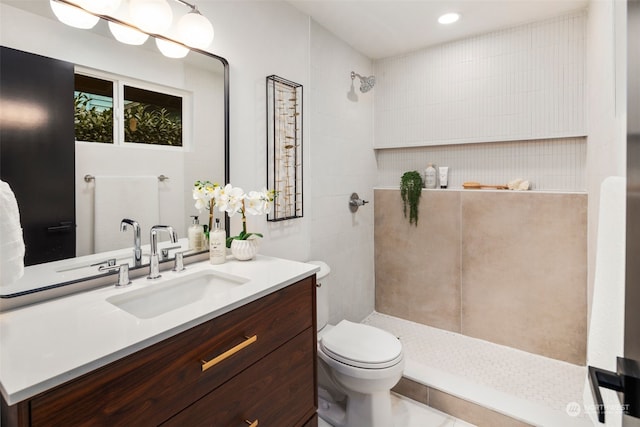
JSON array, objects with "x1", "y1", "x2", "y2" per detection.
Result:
[
  {"x1": 193, "y1": 180, "x2": 219, "y2": 234},
  {"x1": 193, "y1": 182, "x2": 276, "y2": 247}
]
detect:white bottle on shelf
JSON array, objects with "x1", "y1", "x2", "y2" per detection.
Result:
[{"x1": 424, "y1": 163, "x2": 438, "y2": 189}]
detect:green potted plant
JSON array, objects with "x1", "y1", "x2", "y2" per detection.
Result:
[{"x1": 400, "y1": 171, "x2": 423, "y2": 225}]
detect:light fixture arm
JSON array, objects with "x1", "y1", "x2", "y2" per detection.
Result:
[{"x1": 172, "y1": 0, "x2": 198, "y2": 12}]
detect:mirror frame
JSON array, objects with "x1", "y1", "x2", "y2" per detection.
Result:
[{"x1": 0, "y1": 0, "x2": 230, "y2": 300}]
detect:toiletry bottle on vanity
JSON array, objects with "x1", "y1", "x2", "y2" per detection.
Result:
[
  {"x1": 188, "y1": 215, "x2": 205, "y2": 251},
  {"x1": 209, "y1": 218, "x2": 226, "y2": 265},
  {"x1": 424, "y1": 163, "x2": 438, "y2": 189}
]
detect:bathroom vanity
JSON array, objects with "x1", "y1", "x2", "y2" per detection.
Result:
[{"x1": 0, "y1": 257, "x2": 319, "y2": 427}]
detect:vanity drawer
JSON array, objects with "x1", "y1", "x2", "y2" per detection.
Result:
[
  {"x1": 162, "y1": 328, "x2": 316, "y2": 427},
  {"x1": 30, "y1": 277, "x2": 315, "y2": 426}
]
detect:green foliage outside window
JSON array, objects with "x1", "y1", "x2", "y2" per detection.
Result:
[
  {"x1": 124, "y1": 104, "x2": 182, "y2": 146},
  {"x1": 74, "y1": 93, "x2": 182, "y2": 146},
  {"x1": 74, "y1": 93, "x2": 113, "y2": 143}
]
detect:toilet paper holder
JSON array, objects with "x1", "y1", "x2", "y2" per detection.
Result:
[{"x1": 349, "y1": 193, "x2": 369, "y2": 213}]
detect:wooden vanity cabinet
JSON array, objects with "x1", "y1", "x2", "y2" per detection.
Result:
[{"x1": 1, "y1": 276, "x2": 317, "y2": 427}]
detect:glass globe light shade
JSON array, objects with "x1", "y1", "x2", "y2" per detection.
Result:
[
  {"x1": 83, "y1": 0, "x2": 122, "y2": 15},
  {"x1": 49, "y1": 0, "x2": 99, "y2": 29},
  {"x1": 129, "y1": 0, "x2": 173, "y2": 34},
  {"x1": 108, "y1": 21, "x2": 149, "y2": 45},
  {"x1": 155, "y1": 38, "x2": 189, "y2": 59},
  {"x1": 177, "y1": 10, "x2": 214, "y2": 49}
]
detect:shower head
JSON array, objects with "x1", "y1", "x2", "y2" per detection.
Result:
[{"x1": 351, "y1": 71, "x2": 376, "y2": 93}]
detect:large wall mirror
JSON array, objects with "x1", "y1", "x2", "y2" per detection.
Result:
[{"x1": 0, "y1": 0, "x2": 229, "y2": 297}]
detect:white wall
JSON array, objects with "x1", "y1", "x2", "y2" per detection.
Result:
[
  {"x1": 197, "y1": 3, "x2": 377, "y2": 322},
  {"x1": 585, "y1": 0, "x2": 627, "y2": 323},
  {"x1": 373, "y1": 11, "x2": 590, "y2": 191},
  {"x1": 374, "y1": 11, "x2": 586, "y2": 149},
  {"x1": 308, "y1": 21, "x2": 376, "y2": 323},
  {"x1": 197, "y1": 1, "x2": 312, "y2": 260}
]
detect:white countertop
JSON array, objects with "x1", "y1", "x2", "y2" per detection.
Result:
[{"x1": 0, "y1": 255, "x2": 319, "y2": 405}]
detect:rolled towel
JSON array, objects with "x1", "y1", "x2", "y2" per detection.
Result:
[
  {"x1": 0, "y1": 180, "x2": 25, "y2": 286},
  {"x1": 508, "y1": 178, "x2": 530, "y2": 191}
]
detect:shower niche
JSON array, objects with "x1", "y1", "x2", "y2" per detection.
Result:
[{"x1": 266, "y1": 75, "x2": 303, "y2": 221}]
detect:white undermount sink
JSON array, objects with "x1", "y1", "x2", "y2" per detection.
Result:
[{"x1": 106, "y1": 270, "x2": 249, "y2": 319}]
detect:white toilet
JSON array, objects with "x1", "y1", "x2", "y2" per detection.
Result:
[{"x1": 309, "y1": 261, "x2": 404, "y2": 427}]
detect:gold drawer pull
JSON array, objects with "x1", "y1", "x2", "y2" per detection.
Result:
[
  {"x1": 245, "y1": 420, "x2": 258, "y2": 427},
  {"x1": 201, "y1": 335, "x2": 258, "y2": 372}
]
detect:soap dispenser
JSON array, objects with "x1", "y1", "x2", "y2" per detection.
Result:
[
  {"x1": 209, "y1": 218, "x2": 226, "y2": 265},
  {"x1": 188, "y1": 215, "x2": 205, "y2": 251}
]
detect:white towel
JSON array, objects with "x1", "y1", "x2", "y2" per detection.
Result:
[
  {"x1": 94, "y1": 176, "x2": 160, "y2": 253},
  {"x1": 0, "y1": 180, "x2": 25, "y2": 287}
]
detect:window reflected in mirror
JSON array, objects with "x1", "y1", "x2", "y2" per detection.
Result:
[
  {"x1": 124, "y1": 86, "x2": 183, "y2": 147},
  {"x1": 74, "y1": 71, "x2": 185, "y2": 147},
  {"x1": 74, "y1": 74, "x2": 114, "y2": 143}
]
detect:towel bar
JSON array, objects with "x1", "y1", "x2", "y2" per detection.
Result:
[{"x1": 84, "y1": 174, "x2": 169, "y2": 183}]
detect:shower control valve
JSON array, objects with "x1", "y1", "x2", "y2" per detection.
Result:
[{"x1": 349, "y1": 193, "x2": 369, "y2": 213}]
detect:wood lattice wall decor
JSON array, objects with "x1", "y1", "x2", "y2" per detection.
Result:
[{"x1": 266, "y1": 75, "x2": 303, "y2": 221}]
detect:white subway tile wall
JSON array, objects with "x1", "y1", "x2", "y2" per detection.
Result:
[
  {"x1": 373, "y1": 10, "x2": 587, "y2": 192},
  {"x1": 373, "y1": 11, "x2": 586, "y2": 149},
  {"x1": 376, "y1": 137, "x2": 586, "y2": 191}
]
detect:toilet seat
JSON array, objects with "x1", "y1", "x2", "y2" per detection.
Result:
[{"x1": 319, "y1": 320, "x2": 403, "y2": 369}]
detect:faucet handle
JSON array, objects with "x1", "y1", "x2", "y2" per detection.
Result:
[
  {"x1": 172, "y1": 251, "x2": 186, "y2": 272},
  {"x1": 161, "y1": 245, "x2": 182, "y2": 261},
  {"x1": 99, "y1": 263, "x2": 132, "y2": 287},
  {"x1": 91, "y1": 258, "x2": 117, "y2": 268}
]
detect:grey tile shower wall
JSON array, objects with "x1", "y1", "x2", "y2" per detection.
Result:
[{"x1": 374, "y1": 189, "x2": 587, "y2": 365}]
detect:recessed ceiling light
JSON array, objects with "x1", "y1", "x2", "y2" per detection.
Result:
[{"x1": 438, "y1": 13, "x2": 460, "y2": 25}]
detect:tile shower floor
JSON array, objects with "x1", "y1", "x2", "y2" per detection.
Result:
[
  {"x1": 362, "y1": 312, "x2": 594, "y2": 427},
  {"x1": 318, "y1": 393, "x2": 475, "y2": 427}
]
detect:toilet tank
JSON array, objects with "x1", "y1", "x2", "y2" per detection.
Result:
[{"x1": 308, "y1": 261, "x2": 330, "y2": 331}]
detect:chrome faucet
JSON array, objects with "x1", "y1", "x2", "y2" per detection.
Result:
[
  {"x1": 148, "y1": 225, "x2": 178, "y2": 279},
  {"x1": 120, "y1": 218, "x2": 142, "y2": 267}
]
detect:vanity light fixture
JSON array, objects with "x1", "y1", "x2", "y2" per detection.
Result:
[
  {"x1": 128, "y1": 0, "x2": 214, "y2": 48},
  {"x1": 438, "y1": 12, "x2": 460, "y2": 25},
  {"x1": 108, "y1": 20, "x2": 149, "y2": 45},
  {"x1": 129, "y1": 0, "x2": 174, "y2": 34},
  {"x1": 50, "y1": 0, "x2": 215, "y2": 58},
  {"x1": 83, "y1": 0, "x2": 122, "y2": 15},
  {"x1": 155, "y1": 38, "x2": 189, "y2": 58},
  {"x1": 49, "y1": 0, "x2": 99, "y2": 29},
  {"x1": 177, "y1": 5, "x2": 214, "y2": 49}
]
